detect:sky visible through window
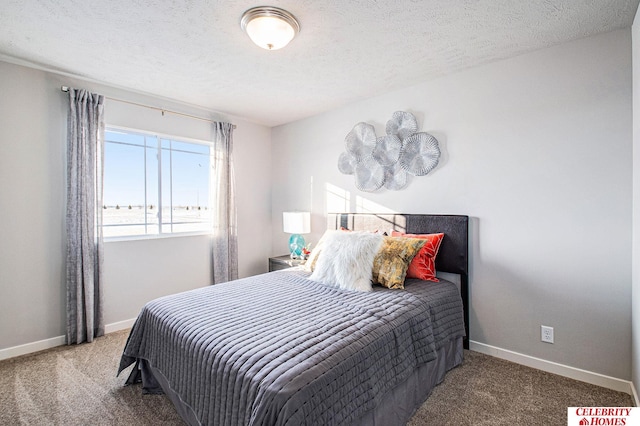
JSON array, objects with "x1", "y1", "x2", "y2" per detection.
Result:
[{"x1": 103, "y1": 129, "x2": 213, "y2": 236}]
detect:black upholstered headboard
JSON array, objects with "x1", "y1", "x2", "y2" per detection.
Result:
[{"x1": 327, "y1": 213, "x2": 470, "y2": 348}]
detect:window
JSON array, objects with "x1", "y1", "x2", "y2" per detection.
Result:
[{"x1": 103, "y1": 128, "x2": 213, "y2": 238}]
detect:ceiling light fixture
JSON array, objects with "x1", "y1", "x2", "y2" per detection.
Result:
[{"x1": 241, "y1": 6, "x2": 300, "y2": 50}]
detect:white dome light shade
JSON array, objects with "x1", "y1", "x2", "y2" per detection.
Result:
[
  {"x1": 241, "y1": 7, "x2": 300, "y2": 50},
  {"x1": 245, "y1": 16, "x2": 295, "y2": 50}
]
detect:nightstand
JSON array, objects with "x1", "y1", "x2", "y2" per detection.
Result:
[{"x1": 269, "y1": 255, "x2": 306, "y2": 272}]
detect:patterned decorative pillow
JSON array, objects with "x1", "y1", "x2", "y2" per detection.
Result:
[
  {"x1": 309, "y1": 231, "x2": 384, "y2": 292},
  {"x1": 372, "y1": 236, "x2": 426, "y2": 289},
  {"x1": 391, "y1": 231, "x2": 444, "y2": 282}
]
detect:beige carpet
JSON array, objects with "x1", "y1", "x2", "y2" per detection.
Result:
[{"x1": 0, "y1": 330, "x2": 632, "y2": 425}]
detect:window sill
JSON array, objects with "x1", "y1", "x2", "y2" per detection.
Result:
[{"x1": 104, "y1": 231, "x2": 212, "y2": 243}]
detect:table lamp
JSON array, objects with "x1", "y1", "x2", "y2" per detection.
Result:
[{"x1": 283, "y1": 211, "x2": 311, "y2": 259}]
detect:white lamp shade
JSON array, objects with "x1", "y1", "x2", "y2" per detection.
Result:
[
  {"x1": 241, "y1": 7, "x2": 300, "y2": 51},
  {"x1": 283, "y1": 212, "x2": 311, "y2": 234},
  {"x1": 245, "y1": 16, "x2": 296, "y2": 50}
]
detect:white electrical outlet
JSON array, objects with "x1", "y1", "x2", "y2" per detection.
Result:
[{"x1": 541, "y1": 325, "x2": 554, "y2": 344}]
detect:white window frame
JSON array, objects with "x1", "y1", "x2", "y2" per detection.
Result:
[{"x1": 103, "y1": 125, "x2": 214, "y2": 241}]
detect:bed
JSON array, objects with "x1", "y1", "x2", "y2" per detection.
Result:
[{"x1": 118, "y1": 213, "x2": 469, "y2": 425}]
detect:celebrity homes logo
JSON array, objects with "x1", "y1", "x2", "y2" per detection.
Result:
[{"x1": 567, "y1": 408, "x2": 637, "y2": 425}]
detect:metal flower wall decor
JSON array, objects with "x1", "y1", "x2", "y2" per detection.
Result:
[{"x1": 338, "y1": 111, "x2": 441, "y2": 192}]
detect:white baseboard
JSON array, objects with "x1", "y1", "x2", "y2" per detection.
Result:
[
  {"x1": 631, "y1": 381, "x2": 639, "y2": 407},
  {"x1": 0, "y1": 335, "x2": 67, "y2": 361},
  {"x1": 104, "y1": 318, "x2": 136, "y2": 334},
  {"x1": 0, "y1": 318, "x2": 136, "y2": 362},
  {"x1": 470, "y1": 340, "x2": 633, "y2": 396}
]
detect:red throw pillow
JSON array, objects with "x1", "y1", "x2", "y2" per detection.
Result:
[{"x1": 391, "y1": 231, "x2": 444, "y2": 282}]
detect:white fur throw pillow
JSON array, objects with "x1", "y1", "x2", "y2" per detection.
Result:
[
  {"x1": 309, "y1": 231, "x2": 383, "y2": 292},
  {"x1": 302, "y1": 229, "x2": 337, "y2": 272}
]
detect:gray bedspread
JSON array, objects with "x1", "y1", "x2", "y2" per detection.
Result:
[{"x1": 118, "y1": 269, "x2": 465, "y2": 426}]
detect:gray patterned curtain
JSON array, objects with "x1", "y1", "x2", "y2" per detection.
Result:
[
  {"x1": 211, "y1": 122, "x2": 238, "y2": 283},
  {"x1": 65, "y1": 88, "x2": 105, "y2": 344}
]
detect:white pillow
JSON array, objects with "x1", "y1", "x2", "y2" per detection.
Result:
[
  {"x1": 302, "y1": 229, "x2": 337, "y2": 272},
  {"x1": 309, "y1": 231, "x2": 383, "y2": 292}
]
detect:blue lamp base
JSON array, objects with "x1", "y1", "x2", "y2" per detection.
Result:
[{"x1": 289, "y1": 234, "x2": 306, "y2": 259}]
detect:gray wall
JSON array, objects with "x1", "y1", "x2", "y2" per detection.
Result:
[
  {"x1": 632, "y1": 7, "x2": 640, "y2": 396},
  {"x1": 0, "y1": 27, "x2": 635, "y2": 386},
  {"x1": 0, "y1": 60, "x2": 273, "y2": 350},
  {"x1": 271, "y1": 29, "x2": 633, "y2": 380}
]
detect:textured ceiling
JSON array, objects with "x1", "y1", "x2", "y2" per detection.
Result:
[{"x1": 0, "y1": 0, "x2": 638, "y2": 126}]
